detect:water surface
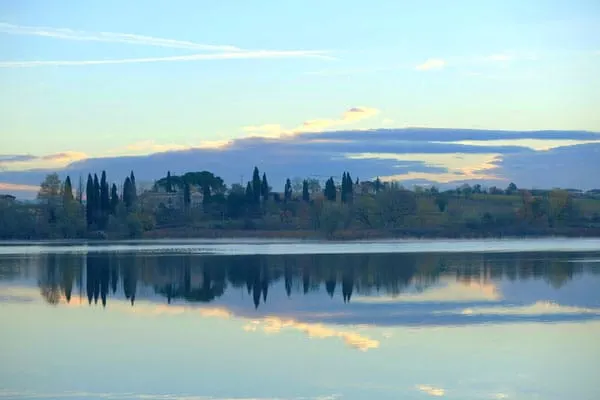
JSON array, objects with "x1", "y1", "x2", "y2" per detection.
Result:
[{"x1": 1, "y1": 239, "x2": 599, "y2": 399}]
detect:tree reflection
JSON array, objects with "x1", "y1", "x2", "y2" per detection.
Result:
[{"x1": 29, "y1": 250, "x2": 599, "y2": 308}]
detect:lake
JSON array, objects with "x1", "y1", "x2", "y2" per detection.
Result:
[{"x1": 1, "y1": 238, "x2": 600, "y2": 400}]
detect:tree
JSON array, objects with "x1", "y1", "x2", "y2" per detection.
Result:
[
  {"x1": 324, "y1": 178, "x2": 336, "y2": 202},
  {"x1": 166, "y1": 171, "x2": 173, "y2": 193},
  {"x1": 86, "y1": 174, "x2": 94, "y2": 226},
  {"x1": 93, "y1": 174, "x2": 100, "y2": 219},
  {"x1": 123, "y1": 177, "x2": 134, "y2": 210},
  {"x1": 344, "y1": 172, "x2": 353, "y2": 203},
  {"x1": 38, "y1": 173, "x2": 62, "y2": 225},
  {"x1": 183, "y1": 182, "x2": 191, "y2": 208},
  {"x1": 376, "y1": 189, "x2": 417, "y2": 228},
  {"x1": 129, "y1": 171, "x2": 137, "y2": 205},
  {"x1": 374, "y1": 177, "x2": 383, "y2": 193},
  {"x1": 302, "y1": 180, "x2": 310, "y2": 202},
  {"x1": 261, "y1": 172, "x2": 269, "y2": 202},
  {"x1": 307, "y1": 178, "x2": 322, "y2": 194},
  {"x1": 77, "y1": 175, "x2": 84, "y2": 204},
  {"x1": 63, "y1": 176, "x2": 74, "y2": 204},
  {"x1": 100, "y1": 171, "x2": 109, "y2": 216},
  {"x1": 341, "y1": 172, "x2": 348, "y2": 203},
  {"x1": 252, "y1": 167, "x2": 261, "y2": 204},
  {"x1": 292, "y1": 177, "x2": 304, "y2": 194},
  {"x1": 284, "y1": 178, "x2": 292, "y2": 202},
  {"x1": 506, "y1": 182, "x2": 518, "y2": 195},
  {"x1": 435, "y1": 195, "x2": 449, "y2": 212},
  {"x1": 110, "y1": 184, "x2": 119, "y2": 215},
  {"x1": 245, "y1": 181, "x2": 254, "y2": 204}
]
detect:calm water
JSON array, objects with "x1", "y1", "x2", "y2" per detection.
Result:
[{"x1": 1, "y1": 239, "x2": 600, "y2": 400}]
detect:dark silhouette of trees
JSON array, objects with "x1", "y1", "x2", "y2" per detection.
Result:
[
  {"x1": 86, "y1": 174, "x2": 94, "y2": 226},
  {"x1": 261, "y1": 173, "x2": 269, "y2": 202},
  {"x1": 302, "y1": 180, "x2": 310, "y2": 202},
  {"x1": 110, "y1": 184, "x2": 119, "y2": 215},
  {"x1": 324, "y1": 177, "x2": 336, "y2": 201},
  {"x1": 284, "y1": 178, "x2": 292, "y2": 202},
  {"x1": 252, "y1": 167, "x2": 261, "y2": 205}
]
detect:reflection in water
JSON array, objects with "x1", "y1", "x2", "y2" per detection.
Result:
[
  {"x1": 1, "y1": 247, "x2": 600, "y2": 399},
  {"x1": 7, "y1": 251, "x2": 598, "y2": 311}
]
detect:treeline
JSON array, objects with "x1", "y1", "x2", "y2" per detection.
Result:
[{"x1": 1, "y1": 166, "x2": 600, "y2": 239}]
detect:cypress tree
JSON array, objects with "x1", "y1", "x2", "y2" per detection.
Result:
[
  {"x1": 93, "y1": 174, "x2": 100, "y2": 222},
  {"x1": 129, "y1": 171, "x2": 137, "y2": 204},
  {"x1": 302, "y1": 180, "x2": 310, "y2": 202},
  {"x1": 77, "y1": 175, "x2": 84, "y2": 204},
  {"x1": 261, "y1": 172, "x2": 269, "y2": 202},
  {"x1": 166, "y1": 171, "x2": 173, "y2": 193},
  {"x1": 123, "y1": 177, "x2": 133, "y2": 210},
  {"x1": 183, "y1": 181, "x2": 191, "y2": 207},
  {"x1": 100, "y1": 171, "x2": 109, "y2": 214},
  {"x1": 284, "y1": 178, "x2": 292, "y2": 202},
  {"x1": 63, "y1": 176, "x2": 74, "y2": 204},
  {"x1": 341, "y1": 172, "x2": 347, "y2": 203},
  {"x1": 375, "y1": 177, "x2": 382, "y2": 193},
  {"x1": 252, "y1": 167, "x2": 261, "y2": 204},
  {"x1": 86, "y1": 174, "x2": 94, "y2": 226},
  {"x1": 110, "y1": 184, "x2": 119, "y2": 215},
  {"x1": 324, "y1": 178, "x2": 336, "y2": 202},
  {"x1": 346, "y1": 172, "x2": 353, "y2": 203},
  {"x1": 245, "y1": 181, "x2": 254, "y2": 204}
]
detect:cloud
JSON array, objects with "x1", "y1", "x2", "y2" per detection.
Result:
[
  {"x1": 0, "y1": 182, "x2": 39, "y2": 192},
  {"x1": 2, "y1": 126, "x2": 600, "y2": 196},
  {"x1": 251, "y1": 316, "x2": 380, "y2": 351},
  {"x1": 416, "y1": 385, "x2": 446, "y2": 397},
  {"x1": 242, "y1": 106, "x2": 380, "y2": 138},
  {"x1": 0, "y1": 154, "x2": 36, "y2": 163},
  {"x1": 415, "y1": 58, "x2": 446, "y2": 71},
  {"x1": 0, "y1": 22, "x2": 242, "y2": 52},
  {"x1": 0, "y1": 50, "x2": 332, "y2": 68},
  {"x1": 0, "y1": 22, "x2": 333, "y2": 68},
  {"x1": 0, "y1": 151, "x2": 88, "y2": 171},
  {"x1": 353, "y1": 278, "x2": 501, "y2": 304}
]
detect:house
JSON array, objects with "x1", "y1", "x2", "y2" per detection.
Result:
[
  {"x1": 139, "y1": 189, "x2": 203, "y2": 211},
  {"x1": 0, "y1": 194, "x2": 16, "y2": 202}
]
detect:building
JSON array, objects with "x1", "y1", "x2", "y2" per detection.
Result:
[{"x1": 139, "y1": 189, "x2": 203, "y2": 211}]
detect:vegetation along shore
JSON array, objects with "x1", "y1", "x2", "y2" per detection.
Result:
[{"x1": 2, "y1": 167, "x2": 600, "y2": 240}]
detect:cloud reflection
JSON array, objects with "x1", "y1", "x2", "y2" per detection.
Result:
[{"x1": 416, "y1": 385, "x2": 446, "y2": 396}]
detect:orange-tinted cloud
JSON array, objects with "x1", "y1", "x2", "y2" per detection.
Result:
[
  {"x1": 242, "y1": 106, "x2": 380, "y2": 138},
  {"x1": 0, "y1": 182, "x2": 39, "y2": 192}
]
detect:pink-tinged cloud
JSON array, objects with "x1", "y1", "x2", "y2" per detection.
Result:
[{"x1": 0, "y1": 182, "x2": 39, "y2": 192}]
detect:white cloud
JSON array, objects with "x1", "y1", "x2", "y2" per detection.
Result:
[
  {"x1": 415, "y1": 58, "x2": 446, "y2": 71},
  {"x1": 0, "y1": 50, "x2": 332, "y2": 68},
  {"x1": 0, "y1": 22, "x2": 333, "y2": 68},
  {"x1": 416, "y1": 385, "x2": 446, "y2": 397},
  {"x1": 0, "y1": 22, "x2": 240, "y2": 52}
]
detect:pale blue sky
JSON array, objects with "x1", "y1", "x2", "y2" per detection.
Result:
[{"x1": 1, "y1": 0, "x2": 599, "y2": 160}]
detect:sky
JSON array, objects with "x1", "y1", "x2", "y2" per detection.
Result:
[{"x1": 1, "y1": 0, "x2": 600, "y2": 194}]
